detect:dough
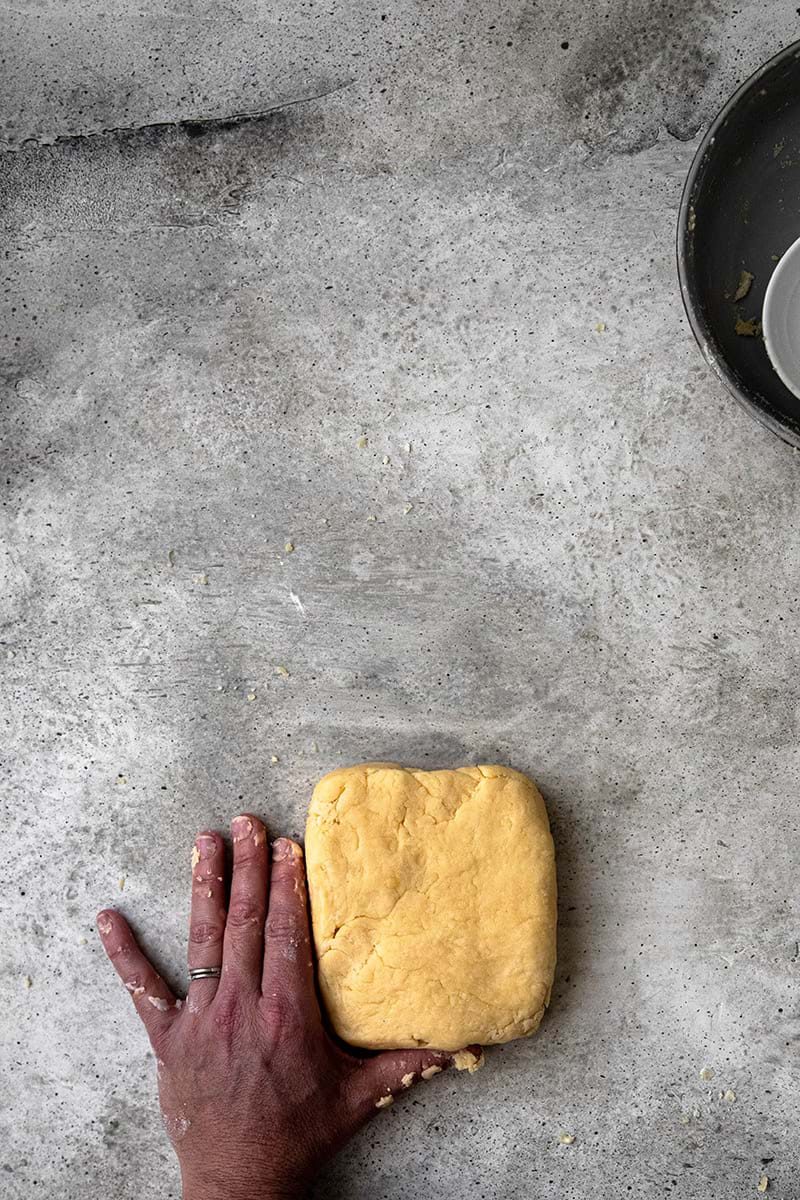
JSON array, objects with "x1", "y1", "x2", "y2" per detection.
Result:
[{"x1": 305, "y1": 763, "x2": 557, "y2": 1051}]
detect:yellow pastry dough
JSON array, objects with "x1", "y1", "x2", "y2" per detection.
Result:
[{"x1": 305, "y1": 763, "x2": 557, "y2": 1050}]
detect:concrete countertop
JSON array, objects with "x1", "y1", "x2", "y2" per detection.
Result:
[{"x1": 2, "y1": 4, "x2": 798, "y2": 1197}]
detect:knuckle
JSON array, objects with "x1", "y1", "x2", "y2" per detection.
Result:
[
  {"x1": 270, "y1": 858, "x2": 299, "y2": 884},
  {"x1": 261, "y1": 990, "x2": 302, "y2": 1034},
  {"x1": 189, "y1": 920, "x2": 224, "y2": 946},
  {"x1": 272, "y1": 862, "x2": 306, "y2": 900},
  {"x1": 148, "y1": 1022, "x2": 175, "y2": 1059},
  {"x1": 193, "y1": 871, "x2": 219, "y2": 887},
  {"x1": 233, "y1": 844, "x2": 265, "y2": 867},
  {"x1": 226, "y1": 900, "x2": 263, "y2": 929},
  {"x1": 212, "y1": 990, "x2": 242, "y2": 1037},
  {"x1": 266, "y1": 909, "x2": 299, "y2": 942}
]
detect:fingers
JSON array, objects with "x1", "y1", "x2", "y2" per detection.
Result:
[
  {"x1": 96, "y1": 909, "x2": 178, "y2": 1043},
  {"x1": 187, "y1": 831, "x2": 227, "y2": 1010},
  {"x1": 260, "y1": 838, "x2": 319, "y2": 1025},
  {"x1": 346, "y1": 1045, "x2": 485, "y2": 1120},
  {"x1": 217, "y1": 815, "x2": 269, "y2": 995}
]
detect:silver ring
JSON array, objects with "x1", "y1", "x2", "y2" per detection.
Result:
[{"x1": 189, "y1": 966, "x2": 222, "y2": 981}]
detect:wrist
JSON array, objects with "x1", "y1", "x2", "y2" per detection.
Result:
[
  {"x1": 181, "y1": 1164, "x2": 305, "y2": 1200},
  {"x1": 183, "y1": 1192, "x2": 301, "y2": 1200},
  {"x1": 183, "y1": 1184, "x2": 303, "y2": 1200}
]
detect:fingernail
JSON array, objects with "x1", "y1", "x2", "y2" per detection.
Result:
[
  {"x1": 97, "y1": 913, "x2": 113, "y2": 936},
  {"x1": 232, "y1": 815, "x2": 253, "y2": 843},
  {"x1": 195, "y1": 833, "x2": 217, "y2": 856},
  {"x1": 192, "y1": 834, "x2": 217, "y2": 867},
  {"x1": 272, "y1": 837, "x2": 302, "y2": 861}
]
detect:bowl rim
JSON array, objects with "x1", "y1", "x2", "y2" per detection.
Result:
[
  {"x1": 762, "y1": 233, "x2": 800, "y2": 401},
  {"x1": 676, "y1": 38, "x2": 800, "y2": 449}
]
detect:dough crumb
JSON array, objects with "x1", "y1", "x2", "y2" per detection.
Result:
[
  {"x1": 193, "y1": 573, "x2": 209, "y2": 585},
  {"x1": 404, "y1": 442, "x2": 412, "y2": 453},
  {"x1": 356, "y1": 435, "x2": 368, "y2": 449},
  {"x1": 270, "y1": 755, "x2": 279, "y2": 764},
  {"x1": 284, "y1": 541, "x2": 294, "y2": 553},
  {"x1": 115, "y1": 774, "x2": 127, "y2": 786},
  {"x1": 453, "y1": 1049, "x2": 484, "y2": 1073},
  {"x1": 118, "y1": 876, "x2": 126, "y2": 891},
  {"x1": 735, "y1": 317, "x2": 762, "y2": 337},
  {"x1": 402, "y1": 502, "x2": 413, "y2": 514},
  {"x1": 421, "y1": 1065, "x2": 442, "y2": 1080},
  {"x1": 722, "y1": 1089, "x2": 736, "y2": 1103},
  {"x1": 595, "y1": 321, "x2": 606, "y2": 333},
  {"x1": 366, "y1": 514, "x2": 377, "y2": 523},
  {"x1": 559, "y1": 1132, "x2": 576, "y2": 1145},
  {"x1": 162, "y1": 1111, "x2": 191, "y2": 1143},
  {"x1": 400, "y1": 1072, "x2": 415, "y2": 1088},
  {"x1": 699, "y1": 1067, "x2": 714, "y2": 1081},
  {"x1": 757, "y1": 1175, "x2": 769, "y2": 1192},
  {"x1": 733, "y1": 270, "x2": 754, "y2": 301},
  {"x1": 382, "y1": 455, "x2": 390, "y2": 465},
  {"x1": 147, "y1": 996, "x2": 170, "y2": 1012},
  {"x1": 23, "y1": 975, "x2": 32, "y2": 989},
  {"x1": 375, "y1": 1094, "x2": 394, "y2": 1109},
  {"x1": 246, "y1": 692, "x2": 257, "y2": 701},
  {"x1": 191, "y1": 846, "x2": 201, "y2": 869}
]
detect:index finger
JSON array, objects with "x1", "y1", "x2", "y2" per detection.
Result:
[{"x1": 260, "y1": 839, "x2": 319, "y2": 1025}]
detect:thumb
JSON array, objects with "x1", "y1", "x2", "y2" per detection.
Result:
[{"x1": 346, "y1": 1045, "x2": 484, "y2": 1119}]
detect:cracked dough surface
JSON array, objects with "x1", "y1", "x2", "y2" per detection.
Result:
[{"x1": 305, "y1": 763, "x2": 557, "y2": 1051}]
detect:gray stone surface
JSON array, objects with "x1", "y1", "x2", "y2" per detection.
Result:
[{"x1": 2, "y1": 4, "x2": 799, "y2": 1197}]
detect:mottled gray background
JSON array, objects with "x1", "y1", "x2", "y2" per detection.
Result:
[{"x1": 2, "y1": 2, "x2": 799, "y2": 1197}]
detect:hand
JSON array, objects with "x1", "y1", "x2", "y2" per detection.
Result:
[{"x1": 97, "y1": 815, "x2": 481, "y2": 1200}]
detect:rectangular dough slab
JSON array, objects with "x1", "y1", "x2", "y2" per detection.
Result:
[{"x1": 305, "y1": 763, "x2": 557, "y2": 1051}]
